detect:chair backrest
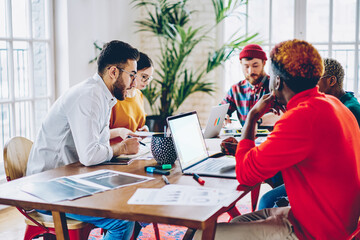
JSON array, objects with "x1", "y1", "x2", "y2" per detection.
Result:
[{"x1": 3, "y1": 136, "x2": 33, "y2": 181}]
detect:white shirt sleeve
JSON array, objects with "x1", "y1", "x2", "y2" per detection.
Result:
[{"x1": 66, "y1": 92, "x2": 113, "y2": 166}]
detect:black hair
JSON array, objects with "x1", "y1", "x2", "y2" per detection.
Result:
[
  {"x1": 137, "y1": 52, "x2": 153, "y2": 71},
  {"x1": 271, "y1": 61, "x2": 320, "y2": 93},
  {"x1": 97, "y1": 40, "x2": 139, "y2": 75}
]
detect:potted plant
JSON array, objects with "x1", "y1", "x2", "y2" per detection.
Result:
[{"x1": 132, "y1": 0, "x2": 258, "y2": 131}]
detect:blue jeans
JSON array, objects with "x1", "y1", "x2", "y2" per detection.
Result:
[
  {"x1": 37, "y1": 210, "x2": 134, "y2": 240},
  {"x1": 258, "y1": 184, "x2": 288, "y2": 210}
]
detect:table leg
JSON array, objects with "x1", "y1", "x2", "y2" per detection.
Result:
[
  {"x1": 52, "y1": 211, "x2": 69, "y2": 240},
  {"x1": 201, "y1": 221, "x2": 216, "y2": 240}
]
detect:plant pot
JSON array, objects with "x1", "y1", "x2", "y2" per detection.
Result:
[{"x1": 145, "y1": 115, "x2": 167, "y2": 132}]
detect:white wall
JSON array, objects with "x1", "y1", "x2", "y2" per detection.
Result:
[
  {"x1": 53, "y1": 0, "x2": 225, "y2": 127},
  {"x1": 54, "y1": 0, "x2": 139, "y2": 97}
]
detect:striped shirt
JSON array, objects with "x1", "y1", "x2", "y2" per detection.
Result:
[{"x1": 221, "y1": 75, "x2": 270, "y2": 126}]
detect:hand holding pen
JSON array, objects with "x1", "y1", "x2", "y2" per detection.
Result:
[
  {"x1": 118, "y1": 137, "x2": 140, "y2": 155},
  {"x1": 127, "y1": 135, "x2": 146, "y2": 146}
]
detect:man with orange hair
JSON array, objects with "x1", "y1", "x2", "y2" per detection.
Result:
[{"x1": 196, "y1": 39, "x2": 360, "y2": 239}]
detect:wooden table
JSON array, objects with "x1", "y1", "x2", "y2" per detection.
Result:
[{"x1": 0, "y1": 160, "x2": 252, "y2": 240}]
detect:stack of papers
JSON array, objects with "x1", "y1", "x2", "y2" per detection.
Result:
[{"x1": 127, "y1": 184, "x2": 242, "y2": 207}]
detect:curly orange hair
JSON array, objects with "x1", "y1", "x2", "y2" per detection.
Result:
[{"x1": 270, "y1": 39, "x2": 324, "y2": 79}]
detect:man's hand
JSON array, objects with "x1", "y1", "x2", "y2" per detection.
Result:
[
  {"x1": 249, "y1": 92, "x2": 277, "y2": 122},
  {"x1": 220, "y1": 137, "x2": 238, "y2": 156},
  {"x1": 113, "y1": 137, "x2": 140, "y2": 156},
  {"x1": 224, "y1": 114, "x2": 232, "y2": 127}
]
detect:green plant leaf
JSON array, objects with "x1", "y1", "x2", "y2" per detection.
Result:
[
  {"x1": 173, "y1": 70, "x2": 214, "y2": 112},
  {"x1": 212, "y1": 0, "x2": 247, "y2": 24},
  {"x1": 127, "y1": 0, "x2": 258, "y2": 117}
]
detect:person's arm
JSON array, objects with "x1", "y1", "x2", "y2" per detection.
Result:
[
  {"x1": 235, "y1": 94, "x2": 312, "y2": 186},
  {"x1": 109, "y1": 128, "x2": 137, "y2": 140},
  {"x1": 66, "y1": 94, "x2": 114, "y2": 166},
  {"x1": 240, "y1": 93, "x2": 276, "y2": 141},
  {"x1": 221, "y1": 87, "x2": 237, "y2": 120}
]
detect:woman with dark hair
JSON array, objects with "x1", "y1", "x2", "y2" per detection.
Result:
[{"x1": 109, "y1": 52, "x2": 154, "y2": 143}]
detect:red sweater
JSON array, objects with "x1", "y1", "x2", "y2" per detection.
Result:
[{"x1": 236, "y1": 87, "x2": 360, "y2": 239}]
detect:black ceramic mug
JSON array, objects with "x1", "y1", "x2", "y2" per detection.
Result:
[{"x1": 151, "y1": 134, "x2": 177, "y2": 165}]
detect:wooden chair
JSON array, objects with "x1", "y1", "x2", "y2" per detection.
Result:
[{"x1": 3, "y1": 136, "x2": 94, "y2": 240}]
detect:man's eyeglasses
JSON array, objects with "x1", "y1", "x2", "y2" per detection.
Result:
[
  {"x1": 117, "y1": 67, "x2": 137, "y2": 81},
  {"x1": 137, "y1": 73, "x2": 153, "y2": 83}
]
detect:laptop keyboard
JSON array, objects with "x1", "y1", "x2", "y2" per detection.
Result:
[{"x1": 191, "y1": 158, "x2": 228, "y2": 172}]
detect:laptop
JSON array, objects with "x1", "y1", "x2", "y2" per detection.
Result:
[
  {"x1": 167, "y1": 111, "x2": 236, "y2": 178},
  {"x1": 202, "y1": 104, "x2": 230, "y2": 138}
]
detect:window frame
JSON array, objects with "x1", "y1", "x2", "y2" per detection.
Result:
[
  {"x1": 224, "y1": 0, "x2": 360, "y2": 98},
  {"x1": 0, "y1": 0, "x2": 55, "y2": 178}
]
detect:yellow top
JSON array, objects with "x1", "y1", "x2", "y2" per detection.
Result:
[{"x1": 109, "y1": 89, "x2": 146, "y2": 132}]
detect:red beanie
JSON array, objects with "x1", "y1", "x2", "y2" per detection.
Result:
[{"x1": 239, "y1": 44, "x2": 267, "y2": 61}]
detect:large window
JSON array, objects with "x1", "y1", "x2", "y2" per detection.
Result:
[
  {"x1": 224, "y1": 0, "x2": 360, "y2": 98},
  {"x1": 0, "y1": 0, "x2": 54, "y2": 178}
]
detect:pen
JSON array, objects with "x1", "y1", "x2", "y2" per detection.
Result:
[
  {"x1": 145, "y1": 167, "x2": 170, "y2": 175},
  {"x1": 192, "y1": 173, "x2": 205, "y2": 185},
  {"x1": 162, "y1": 175, "x2": 170, "y2": 184},
  {"x1": 154, "y1": 164, "x2": 172, "y2": 170},
  {"x1": 127, "y1": 135, "x2": 146, "y2": 146}
]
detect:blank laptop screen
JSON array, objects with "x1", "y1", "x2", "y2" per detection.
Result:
[{"x1": 168, "y1": 113, "x2": 208, "y2": 169}]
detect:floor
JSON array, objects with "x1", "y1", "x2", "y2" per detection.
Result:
[{"x1": 0, "y1": 184, "x2": 272, "y2": 240}]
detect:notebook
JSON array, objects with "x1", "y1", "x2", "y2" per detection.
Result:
[
  {"x1": 202, "y1": 103, "x2": 230, "y2": 138},
  {"x1": 167, "y1": 111, "x2": 236, "y2": 178}
]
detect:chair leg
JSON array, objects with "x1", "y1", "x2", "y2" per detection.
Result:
[
  {"x1": 183, "y1": 228, "x2": 196, "y2": 240},
  {"x1": 43, "y1": 233, "x2": 57, "y2": 240},
  {"x1": 68, "y1": 224, "x2": 94, "y2": 239},
  {"x1": 251, "y1": 184, "x2": 261, "y2": 212},
  {"x1": 227, "y1": 206, "x2": 241, "y2": 222},
  {"x1": 153, "y1": 223, "x2": 161, "y2": 240},
  {"x1": 24, "y1": 225, "x2": 48, "y2": 240}
]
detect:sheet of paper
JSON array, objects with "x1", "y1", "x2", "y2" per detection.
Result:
[
  {"x1": 127, "y1": 184, "x2": 242, "y2": 207},
  {"x1": 134, "y1": 131, "x2": 159, "y2": 137}
]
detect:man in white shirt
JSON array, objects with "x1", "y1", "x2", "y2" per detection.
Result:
[{"x1": 26, "y1": 40, "x2": 140, "y2": 240}]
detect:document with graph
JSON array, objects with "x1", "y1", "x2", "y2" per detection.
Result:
[{"x1": 21, "y1": 169, "x2": 153, "y2": 203}]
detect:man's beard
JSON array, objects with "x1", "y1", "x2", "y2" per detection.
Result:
[
  {"x1": 113, "y1": 76, "x2": 127, "y2": 101},
  {"x1": 246, "y1": 71, "x2": 265, "y2": 85}
]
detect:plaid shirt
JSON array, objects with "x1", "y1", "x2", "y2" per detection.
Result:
[{"x1": 221, "y1": 75, "x2": 270, "y2": 126}]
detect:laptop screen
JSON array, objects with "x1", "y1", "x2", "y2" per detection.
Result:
[{"x1": 167, "y1": 112, "x2": 209, "y2": 169}]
